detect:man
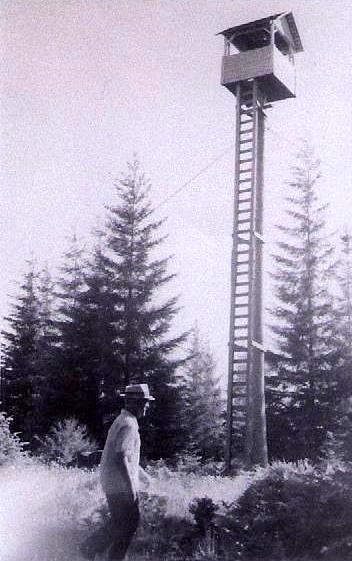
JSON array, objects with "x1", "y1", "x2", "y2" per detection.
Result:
[{"x1": 81, "y1": 383, "x2": 154, "y2": 561}]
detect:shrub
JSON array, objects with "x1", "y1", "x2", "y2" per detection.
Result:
[
  {"x1": 37, "y1": 417, "x2": 97, "y2": 466},
  {"x1": 189, "y1": 497, "x2": 218, "y2": 536},
  {"x1": 218, "y1": 461, "x2": 352, "y2": 560},
  {"x1": 0, "y1": 409, "x2": 27, "y2": 465}
]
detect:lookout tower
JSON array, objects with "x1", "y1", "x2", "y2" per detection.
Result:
[{"x1": 219, "y1": 12, "x2": 303, "y2": 470}]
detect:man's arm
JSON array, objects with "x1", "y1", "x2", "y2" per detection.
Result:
[{"x1": 115, "y1": 451, "x2": 137, "y2": 502}]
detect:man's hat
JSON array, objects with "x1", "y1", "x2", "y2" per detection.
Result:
[{"x1": 120, "y1": 383, "x2": 155, "y2": 401}]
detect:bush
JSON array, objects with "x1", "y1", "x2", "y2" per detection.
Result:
[
  {"x1": 0, "y1": 409, "x2": 27, "y2": 465},
  {"x1": 189, "y1": 497, "x2": 218, "y2": 536},
  {"x1": 218, "y1": 461, "x2": 352, "y2": 560},
  {"x1": 37, "y1": 417, "x2": 97, "y2": 466}
]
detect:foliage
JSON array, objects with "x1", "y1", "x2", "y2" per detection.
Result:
[
  {"x1": 267, "y1": 145, "x2": 342, "y2": 462},
  {"x1": 178, "y1": 329, "x2": 225, "y2": 461},
  {"x1": 54, "y1": 234, "x2": 91, "y2": 425},
  {"x1": 2, "y1": 261, "x2": 44, "y2": 442},
  {"x1": 189, "y1": 497, "x2": 218, "y2": 536},
  {"x1": 0, "y1": 409, "x2": 27, "y2": 465},
  {"x1": 0, "y1": 458, "x2": 245, "y2": 561},
  {"x1": 324, "y1": 232, "x2": 352, "y2": 463},
  {"x1": 3, "y1": 160, "x2": 187, "y2": 458},
  {"x1": 174, "y1": 453, "x2": 225, "y2": 476},
  {"x1": 98, "y1": 158, "x2": 187, "y2": 459},
  {"x1": 218, "y1": 461, "x2": 352, "y2": 560},
  {"x1": 337, "y1": 232, "x2": 352, "y2": 357},
  {"x1": 4, "y1": 457, "x2": 352, "y2": 561},
  {"x1": 37, "y1": 417, "x2": 97, "y2": 466}
]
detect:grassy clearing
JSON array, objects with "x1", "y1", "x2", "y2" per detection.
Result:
[
  {"x1": 3, "y1": 459, "x2": 350, "y2": 561},
  {"x1": 0, "y1": 459, "x2": 244, "y2": 561}
]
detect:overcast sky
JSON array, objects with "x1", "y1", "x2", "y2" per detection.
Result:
[{"x1": 1, "y1": 0, "x2": 351, "y2": 381}]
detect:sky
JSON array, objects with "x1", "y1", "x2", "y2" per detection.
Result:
[{"x1": 1, "y1": 0, "x2": 351, "y2": 382}]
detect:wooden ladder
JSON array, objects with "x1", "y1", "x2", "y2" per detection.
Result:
[{"x1": 226, "y1": 79, "x2": 268, "y2": 469}]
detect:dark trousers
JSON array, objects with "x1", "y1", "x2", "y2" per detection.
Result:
[
  {"x1": 80, "y1": 493, "x2": 139, "y2": 561},
  {"x1": 106, "y1": 494, "x2": 139, "y2": 560}
]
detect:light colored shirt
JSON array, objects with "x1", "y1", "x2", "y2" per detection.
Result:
[{"x1": 100, "y1": 409, "x2": 141, "y2": 495}]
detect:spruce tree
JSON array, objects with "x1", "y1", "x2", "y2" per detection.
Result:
[
  {"x1": 77, "y1": 233, "x2": 117, "y2": 439},
  {"x1": 324, "y1": 232, "x2": 352, "y2": 462},
  {"x1": 55, "y1": 234, "x2": 88, "y2": 422},
  {"x1": 34, "y1": 265, "x2": 59, "y2": 435},
  {"x1": 267, "y1": 146, "x2": 340, "y2": 461},
  {"x1": 338, "y1": 232, "x2": 352, "y2": 364},
  {"x1": 179, "y1": 329, "x2": 225, "y2": 461},
  {"x1": 2, "y1": 261, "x2": 41, "y2": 441},
  {"x1": 101, "y1": 159, "x2": 187, "y2": 459}
]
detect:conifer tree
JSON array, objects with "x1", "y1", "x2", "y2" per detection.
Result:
[
  {"x1": 179, "y1": 329, "x2": 225, "y2": 461},
  {"x1": 101, "y1": 159, "x2": 187, "y2": 458},
  {"x1": 338, "y1": 232, "x2": 352, "y2": 364},
  {"x1": 2, "y1": 261, "x2": 41, "y2": 441},
  {"x1": 34, "y1": 265, "x2": 59, "y2": 435},
  {"x1": 54, "y1": 234, "x2": 88, "y2": 422},
  {"x1": 266, "y1": 146, "x2": 340, "y2": 461},
  {"x1": 77, "y1": 234, "x2": 117, "y2": 439},
  {"x1": 324, "y1": 231, "x2": 352, "y2": 462}
]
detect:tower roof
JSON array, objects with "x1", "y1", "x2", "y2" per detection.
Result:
[{"x1": 217, "y1": 12, "x2": 303, "y2": 54}]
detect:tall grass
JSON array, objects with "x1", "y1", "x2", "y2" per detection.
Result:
[{"x1": 0, "y1": 459, "x2": 244, "y2": 561}]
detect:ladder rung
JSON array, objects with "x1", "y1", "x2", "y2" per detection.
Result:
[
  {"x1": 239, "y1": 138, "x2": 253, "y2": 144},
  {"x1": 235, "y1": 281, "x2": 249, "y2": 287},
  {"x1": 235, "y1": 270, "x2": 249, "y2": 277},
  {"x1": 234, "y1": 303, "x2": 248, "y2": 308},
  {"x1": 234, "y1": 314, "x2": 249, "y2": 320},
  {"x1": 238, "y1": 197, "x2": 252, "y2": 204},
  {"x1": 239, "y1": 157, "x2": 253, "y2": 164},
  {"x1": 233, "y1": 381, "x2": 247, "y2": 386},
  {"x1": 240, "y1": 128, "x2": 253, "y2": 135},
  {"x1": 238, "y1": 218, "x2": 250, "y2": 224},
  {"x1": 238, "y1": 178, "x2": 251, "y2": 183},
  {"x1": 234, "y1": 336, "x2": 248, "y2": 341},
  {"x1": 233, "y1": 359, "x2": 248, "y2": 364},
  {"x1": 233, "y1": 346, "x2": 248, "y2": 352},
  {"x1": 236, "y1": 229, "x2": 251, "y2": 235},
  {"x1": 237, "y1": 248, "x2": 249, "y2": 254},
  {"x1": 239, "y1": 148, "x2": 253, "y2": 155},
  {"x1": 237, "y1": 237, "x2": 250, "y2": 244},
  {"x1": 240, "y1": 125, "x2": 253, "y2": 133}
]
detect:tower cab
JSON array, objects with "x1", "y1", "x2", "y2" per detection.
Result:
[{"x1": 218, "y1": 12, "x2": 303, "y2": 102}]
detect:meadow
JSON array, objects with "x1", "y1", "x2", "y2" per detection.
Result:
[
  {"x1": 0, "y1": 458, "x2": 247, "y2": 561},
  {"x1": 2, "y1": 456, "x2": 352, "y2": 561}
]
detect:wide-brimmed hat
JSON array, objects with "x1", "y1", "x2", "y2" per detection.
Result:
[{"x1": 120, "y1": 383, "x2": 155, "y2": 401}]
